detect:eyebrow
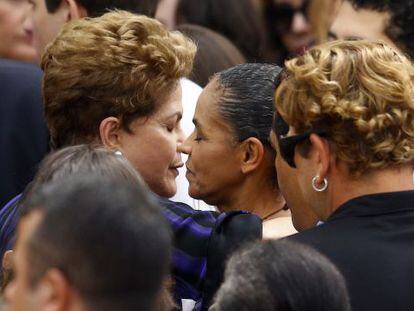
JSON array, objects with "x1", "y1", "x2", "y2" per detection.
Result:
[
  {"x1": 193, "y1": 118, "x2": 206, "y2": 134},
  {"x1": 166, "y1": 112, "x2": 182, "y2": 121}
]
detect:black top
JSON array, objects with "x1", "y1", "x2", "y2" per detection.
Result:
[
  {"x1": 0, "y1": 59, "x2": 49, "y2": 206},
  {"x1": 288, "y1": 190, "x2": 414, "y2": 311}
]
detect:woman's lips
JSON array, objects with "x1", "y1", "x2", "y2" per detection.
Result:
[{"x1": 169, "y1": 162, "x2": 184, "y2": 177}]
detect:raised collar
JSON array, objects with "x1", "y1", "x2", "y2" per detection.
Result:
[{"x1": 328, "y1": 190, "x2": 414, "y2": 222}]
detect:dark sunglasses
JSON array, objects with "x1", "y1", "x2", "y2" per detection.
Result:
[
  {"x1": 267, "y1": 0, "x2": 310, "y2": 32},
  {"x1": 273, "y1": 111, "x2": 327, "y2": 168}
]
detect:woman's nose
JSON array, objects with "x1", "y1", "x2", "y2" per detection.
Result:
[{"x1": 178, "y1": 132, "x2": 194, "y2": 155}]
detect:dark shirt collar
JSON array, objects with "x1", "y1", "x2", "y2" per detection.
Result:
[{"x1": 328, "y1": 190, "x2": 414, "y2": 222}]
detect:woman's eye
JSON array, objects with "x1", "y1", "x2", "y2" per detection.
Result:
[{"x1": 165, "y1": 124, "x2": 175, "y2": 132}]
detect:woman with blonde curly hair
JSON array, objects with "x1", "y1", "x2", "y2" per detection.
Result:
[{"x1": 272, "y1": 40, "x2": 414, "y2": 311}]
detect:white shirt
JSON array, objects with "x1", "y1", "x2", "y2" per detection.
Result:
[{"x1": 172, "y1": 78, "x2": 215, "y2": 211}]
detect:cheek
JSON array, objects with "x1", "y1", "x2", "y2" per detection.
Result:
[{"x1": 0, "y1": 8, "x2": 14, "y2": 33}]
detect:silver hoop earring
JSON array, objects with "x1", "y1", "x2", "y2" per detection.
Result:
[
  {"x1": 115, "y1": 150, "x2": 123, "y2": 157},
  {"x1": 312, "y1": 176, "x2": 328, "y2": 192}
]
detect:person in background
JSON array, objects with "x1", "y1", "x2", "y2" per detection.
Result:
[
  {"x1": 5, "y1": 172, "x2": 171, "y2": 311},
  {"x1": 175, "y1": 0, "x2": 270, "y2": 62},
  {"x1": 330, "y1": 0, "x2": 414, "y2": 60},
  {"x1": 0, "y1": 0, "x2": 37, "y2": 63},
  {"x1": 30, "y1": 0, "x2": 159, "y2": 63},
  {"x1": 262, "y1": 0, "x2": 313, "y2": 63},
  {"x1": 261, "y1": 0, "x2": 340, "y2": 64},
  {"x1": 0, "y1": 60, "x2": 48, "y2": 208},
  {"x1": 176, "y1": 24, "x2": 246, "y2": 87},
  {"x1": 181, "y1": 63, "x2": 296, "y2": 239},
  {"x1": 212, "y1": 240, "x2": 350, "y2": 311},
  {"x1": 273, "y1": 40, "x2": 414, "y2": 311},
  {"x1": 156, "y1": 0, "x2": 179, "y2": 30}
]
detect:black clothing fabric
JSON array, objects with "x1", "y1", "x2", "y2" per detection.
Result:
[{"x1": 288, "y1": 191, "x2": 414, "y2": 311}]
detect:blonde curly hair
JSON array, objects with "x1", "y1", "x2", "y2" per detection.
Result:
[
  {"x1": 275, "y1": 40, "x2": 414, "y2": 174},
  {"x1": 42, "y1": 10, "x2": 196, "y2": 148}
]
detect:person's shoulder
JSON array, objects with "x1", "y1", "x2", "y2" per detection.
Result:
[
  {"x1": 214, "y1": 211, "x2": 262, "y2": 237},
  {"x1": 0, "y1": 59, "x2": 42, "y2": 99},
  {"x1": 286, "y1": 222, "x2": 333, "y2": 244},
  {"x1": 0, "y1": 59, "x2": 42, "y2": 79},
  {"x1": 160, "y1": 198, "x2": 262, "y2": 235},
  {"x1": 263, "y1": 217, "x2": 297, "y2": 239},
  {"x1": 159, "y1": 198, "x2": 220, "y2": 229}
]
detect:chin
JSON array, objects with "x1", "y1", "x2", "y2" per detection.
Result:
[
  {"x1": 188, "y1": 188, "x2": 201, "y2": 200},
  {"x1": 158, "y1": 185, "x2": 177, "y2": 198}
]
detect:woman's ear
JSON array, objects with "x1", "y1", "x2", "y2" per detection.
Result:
[
  {"x1": 240, "y1": 137, "x2": 265, "y2": 174},
  {"x1": 309, "y1": 133, "x2": 331, "y2": 182},
  {"x1": 99, "y1": 117, "x2": 122, "y2": 150}
]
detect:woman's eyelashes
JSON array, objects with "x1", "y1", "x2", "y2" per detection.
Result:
[
  {"x1": 164, "y1": 120, "x2": 180, "y2": 133},
  {"x1": 193, "y1": 129, "x2": 205, "y2": 142}
]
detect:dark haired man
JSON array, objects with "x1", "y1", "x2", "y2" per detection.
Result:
[
  {"x1": 330, "y1": 0, "x2": 414, "y2": 59},
  {"x1": 5, "y1": 175, "x2": 171, "y2": 311}
]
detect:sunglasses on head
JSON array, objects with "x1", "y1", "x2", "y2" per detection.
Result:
[
  {"x1": 268, "y1": 0, "x2": 310, "y2": 32},
  {"x1": 273, "y1": 111, "x2": 327, "y2": 168}
]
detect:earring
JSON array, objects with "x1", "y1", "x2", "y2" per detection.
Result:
[
  {"x1": 114, "y1": 150, "x2": 123, "y2": 156},
  {"x1": 312, "y1": 176, "x2": 328, "y2": 192}
]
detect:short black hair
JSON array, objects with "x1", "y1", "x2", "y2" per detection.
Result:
[
  {"x1": 45, "y1": 0, "x2": 159, "y2": 17},
  {"x1": 216, "y1": 63, "x2": 282, "y2": 148},
  {"x1": 21, "y1": 174, "x2": 171, "y2": 311},
  {"x1": 213, "y1": 239, "x2": 351, "y2": 311},
  {"x1": 348, "y1": 0, "x2": 414, "y2": 59},
  {"x1": 215, "y1": 63, "x2": 282, "y2": 187}
]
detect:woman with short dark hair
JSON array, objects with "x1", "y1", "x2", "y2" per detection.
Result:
[{"x1": 181, "y1": 63, "x2": 297, "y2": 238}]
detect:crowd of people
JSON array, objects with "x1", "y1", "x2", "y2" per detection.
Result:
[{"x1": 1, "y1": 0, "x2": 414, "y2": 310}]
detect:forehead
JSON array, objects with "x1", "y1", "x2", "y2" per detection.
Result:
[
  {"x1": 195, "y1": 79, "x2": 233, "y2": 132},
  {"x1": 331, "y1": 1, "x2": 392, "y2": 44},
  {"x1": 153, "y1": 83, "x2": 183, "y2": 117}
]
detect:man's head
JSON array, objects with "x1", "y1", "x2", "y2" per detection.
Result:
[
  {"x1": 30, "y1": 0, "x2": 159, "y2": 59},
  {"x1": 330, "y1": 0, "x2": 414, "y2": 59},
  {"x1": 6, "y1": 174, "x2": 171, "y2": 311}
]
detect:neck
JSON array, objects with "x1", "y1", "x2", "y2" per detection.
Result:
[
  {"x1": 218, "y1": 174, "x2": 286, "y2": 219},
  {"x1": 328, "y1": 165, "x2": 414, "y2": 218}
]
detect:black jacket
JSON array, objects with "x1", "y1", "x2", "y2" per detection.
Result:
[
  {"x1": 0, "y1": 59, "x2": 48, "y2": 206},
  {"x1": 288, "y1": 191, "x2": 414, "y2": 311}
]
